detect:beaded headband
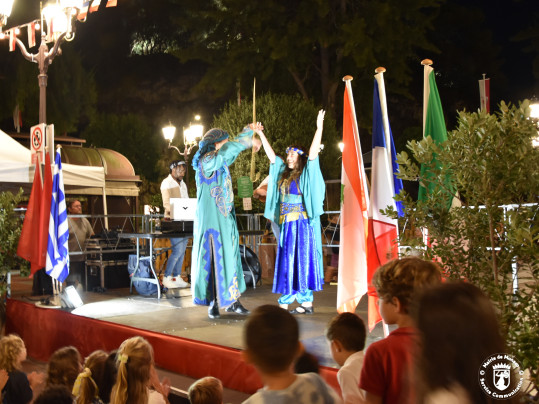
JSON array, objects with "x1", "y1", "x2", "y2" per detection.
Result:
[{"x1": 286, "y1": 147, "x2": 304, "y2": 156}]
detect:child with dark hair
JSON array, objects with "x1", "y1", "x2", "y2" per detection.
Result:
[
  {"x1": 359, "y1": 257, "x2": 442, "y2": 404},
  {"x1": 34, "y1": 384, "x2": 74, "y2": 404},
  {"x1": 73, "y1": 349, "x2": 118, "y2": 404},
  {"x1": 242, "y1": 305, "x2": 341, "y2": 403},
  {"x1": 326, "y1": 312, "x2": 366, "y2": 404},
  {"x1": 415, "y1": 282, "x2": 519, "y2": 404},
  {"x1": 46, "y1": 346, "x2": 82, "y2": 393},
  {"x1": 294, "y1": 351, "x2": 320, "y2": 374},
  {"x1": 188, "y1": 376, "x2": 223, "y2": 404},
  {"x1": 0, "y1": 334, "x2": 45, "y2": 404}
]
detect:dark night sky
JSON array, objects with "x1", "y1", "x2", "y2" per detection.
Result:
[{"x1": 4, "y1": 0, "x2": 538, "y2": 125}]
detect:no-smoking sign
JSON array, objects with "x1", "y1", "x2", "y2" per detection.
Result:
[
  {"x1": 31, "y1": 126, "x2": 43, "y2": 151},
  {"x1": 30, "y1": 124, "x2": 46, "y2": 164}
]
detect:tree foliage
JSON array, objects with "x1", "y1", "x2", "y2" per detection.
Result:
[
  {"x1": 82, "y1": 113, "x2": 163, "y2": 182},
  {"x1": 0, "y1": 190, "x2": 29, "y2": 296},
  {"x1": 168, "y1": 0, "x2": 442, "y2": 119},
  {"x1": 0, "y1": 45, "x2": 97, "y2": 134},
  {"x1": 385, "y1": 101, "x2": 539, "y2": 393},
  {"x1": 211, "y1": 93, "x2": 340, "y2": 212}
]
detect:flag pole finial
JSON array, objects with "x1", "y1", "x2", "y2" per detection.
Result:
[
  {"x1": 421, "y1": 59, "x2": 433, "y2": 66},
  {"x1": 342, "y1": 75, "x2": 353, "y2": 82},
  {"x1": 375, "y1": 67, "x2": 386, "y2": 74}
]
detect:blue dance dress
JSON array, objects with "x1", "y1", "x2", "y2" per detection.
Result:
[{"x1": 264, "y1": 157, "x2": 325, "y2": 303}]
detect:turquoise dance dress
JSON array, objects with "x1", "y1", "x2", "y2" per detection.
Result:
[{"x1": 191, "y1": 128, "x2": 254, "y2": 307}]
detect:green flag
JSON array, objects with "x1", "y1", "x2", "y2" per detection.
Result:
[{"x1": 418, "y1": 66, "x2": 452, "y2": 207}]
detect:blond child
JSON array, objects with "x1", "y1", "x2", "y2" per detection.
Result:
[
  {"x1": 188, "y1": 376, "x2": 223, "y2": 404},
  {"x1": 110, "y1": 336, "x2": 170, "y2": 404},
  {"x1": 0, "y1": 334, "x2": 45, "y2": 404},
  {"x1": 326, "y1": 312, "x2": 366, "y2": 404},
  {"x1": 359, "y1": 257, "x2": 441, "y2": 404},
  {"x1": 242, "y1": 305, "x2": 341, "y2": 404}
]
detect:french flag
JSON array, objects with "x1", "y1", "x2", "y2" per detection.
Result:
[{"x1": 365, "y1": 71, "x2": 403, "y2": 330}]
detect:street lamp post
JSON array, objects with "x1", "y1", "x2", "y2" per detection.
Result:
[
  {"x1": 162, "y1": 116, "x2": 203, "y2": 163},
  {"x1": 11, "y1": 1, "x2": 81, "y2": 125}
]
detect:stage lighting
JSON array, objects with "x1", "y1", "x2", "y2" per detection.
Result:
[{"x1": 60, "y1": 286, "x2": 83, "y2": 309}]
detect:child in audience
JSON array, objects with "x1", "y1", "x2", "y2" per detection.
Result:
[
  {"x1": 0, "y1": 334, "x2": 45, "y2": 404},
  {"x1": 73, "y1": 349, "x2": 118, "y2": 404},
  {"x1": 110, "y1": 336, "x2": 170, "y2": 404},
  {"x1": 415, "y1": 281, "x2": 519, "y2": 404},
  {"x1": 359, "y1": 257, "x2": 441, "y2": 404},
  {"x1": 294, "y1": 351, "x2": 320, "y2": 374},
  {"x1": 34, "y1": 384, "x2": 74, "y2": 404},
  {"x1": 46, "y1": 345, "x2": 82, "y2": 393},
  {"x1": 242, "y1": 305, "x2": 341, "y2": 403},
  {"x1": 188, "y1": 376, "x2": 223, "y2": 404},
  {"x1": 326, "y1": 312, "x2": 366, "y2": 404}
]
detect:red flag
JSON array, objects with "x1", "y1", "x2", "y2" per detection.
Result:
[
  {"x1": 77, "y1": 1, "x2": 90, "y2": 21},
  {"x1": 90, "y1": 0, "x2": 101, "y2": 13},
  {"x1": 28, "y1": 22, "x2": 36, "y2": 48},
  {"x1": 337, "y1": 78, "x2": 370, "y2": 313},
  {"x1": 106, "y1": 0, "x2": 117, "y2": 7},
  {"x1": 16, "y1": 154, "x2": 53, "y2": 276},
  {"x1": 479, "y1": 75, "x2": 490, "y2": 113}
]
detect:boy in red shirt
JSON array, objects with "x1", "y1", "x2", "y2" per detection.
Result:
[{"x1": 359, "y1": 257, "x2": 441, "y2": 404}]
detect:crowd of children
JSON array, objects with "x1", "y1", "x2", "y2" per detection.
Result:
[{"x1": 1, "y1": 256, "x2": 518, "y2": 403}]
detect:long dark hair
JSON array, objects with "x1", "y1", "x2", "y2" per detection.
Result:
[
  {"x1": 415, "y1": 282, "x2": 519, "y2": 403},
  {"x1": 278, "y1": 144, "x2": 308, "y2": 193}
]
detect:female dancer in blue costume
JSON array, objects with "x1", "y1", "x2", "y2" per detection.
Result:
[
  {"x1": 191, "y1": 124, "x2": 262, "y2": 319},
  {"x1": 254, "y1": 110, "x2": 326, "y2": 313}
]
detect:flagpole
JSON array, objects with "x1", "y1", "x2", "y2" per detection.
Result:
[
  {"x1": 342, "y1": 76, "x2": 369, "y2": 199},
  {"x1": 421, "y1": 59, "x2": 433, "y2": 136},
  {"x1": 420, "y1": 59, "x2": 433, "y2": 246},
  {"x1": 249, "y1": 77, "x2": 257, "y2": 182}
]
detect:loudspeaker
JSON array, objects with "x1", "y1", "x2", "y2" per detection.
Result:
[
  {"x1": 239, "y1": 245, "x2": 261, "y2": 287},
  {"x1": 60, "y1": 286, "x2": 84, "y2": 309}
]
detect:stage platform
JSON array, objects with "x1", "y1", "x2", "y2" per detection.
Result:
[{"x1": 6, "y1": 272, "x2": 387, "y2": 402}]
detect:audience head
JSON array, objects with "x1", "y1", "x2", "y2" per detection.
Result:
[
  {"x1": 373, "y1": 257, "x2": 442, "y2": 317},
  {"x1": 73, "y1": 350, "x2": 110, "y2": 404},
  {"x1": 188, "y1": 376, "x2": 223, "y2": 404},
  {"x1": 100, "y1": 350, "x2": 118, "y2": 402},
  {"x1": 0, "y1": 334, "x2": 26, "y2": 372},
  {"x1": 415, "y1": 281, "x2": 514, "y2": 403},
  {"x1": 34, "y1": 384, "x2": 74, "y2": 404},
  {"x1": 47, "y1": 346, "x2": 82, "y2": 390},
  {"x1": 326, "y1": 312, "x2": 366, "y2": 366},
  {"x1": 110, "y1": 336, "x2": 154, "y2": 404},
  {"x1": 294, "y1": 351, "x2": 320, "y2": 374},
  {"x1": 243, "y1": 305, "x2": 300, "y2": 374}
]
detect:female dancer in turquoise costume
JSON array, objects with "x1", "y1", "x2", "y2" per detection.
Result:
[
  {"x1": 255, "y1": 110, "x2": 326, "y2": 314},
  {"x1": 191, "y1": 124, "x2": 262, "y2": 319}
]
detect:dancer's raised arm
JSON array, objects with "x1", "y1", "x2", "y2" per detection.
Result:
[
  {"x1": 252, "y1": 122, "x2": 276, "y2": 164},
  {"x1": 309, "y1": 109, "x2": 325, "y2": 160}
]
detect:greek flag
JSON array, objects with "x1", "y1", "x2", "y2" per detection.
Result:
[{"x1": 46, "y1": 150, "x2": 70, "y2": 281}]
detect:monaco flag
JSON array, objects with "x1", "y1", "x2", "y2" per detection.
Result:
[
  {"x1": 365, "y1": 72, "x2": 402, "y2": 330},
  {"x1": 337, "y1": 77, "x2": 370, "y2": 314}
]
